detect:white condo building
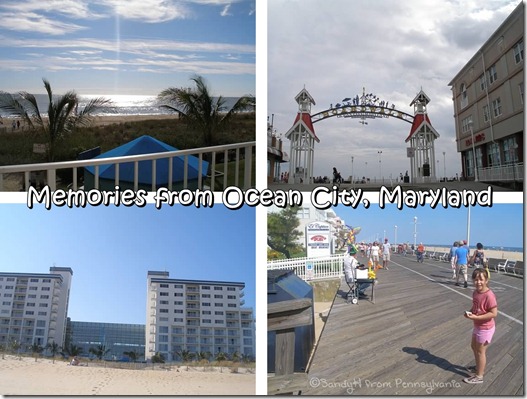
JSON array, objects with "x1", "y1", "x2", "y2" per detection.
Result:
[
  {"x1": 145, "y1": 271, "x2": 255, "y2": 361},
  {"x1": 0, "y1": 267, "x2": 73, "y2": 351}
]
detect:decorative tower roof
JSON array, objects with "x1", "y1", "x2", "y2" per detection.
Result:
[
  {"x1": 405, "y1": 89, "x2": 439, "y2": 142},
  {"x1": 286, "y1": 88, "x2": 319, "y2": 142}
]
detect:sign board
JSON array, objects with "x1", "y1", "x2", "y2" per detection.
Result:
[
  {"x1": 406, "y1": 147, "x2": 415, "y2": 158},
  {"x1": 306, "y1": 262, "x2": 314, "y2": 281},
  {"x1": 305, "y1": 221, "x2": 332, "y2": 258}
]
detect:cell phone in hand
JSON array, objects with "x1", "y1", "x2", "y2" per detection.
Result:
[{"x1": 465, "y1": 311, "x2": 472, "y2": 316}]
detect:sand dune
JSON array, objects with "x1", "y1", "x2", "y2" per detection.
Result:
[{"x1": 0, "y1": 356, "x2": 255, "y2": 395}]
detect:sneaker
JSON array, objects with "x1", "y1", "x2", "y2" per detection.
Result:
[
  {"x1": 455, "y1": 283, "x2": 460, "y2": 287},
  {"x1": 358, "y1": 292, "x2": 368, "y2": 298},
  {"x1": 463, "y1": 375, "x2": 483, "y2": 384},
  {"x1": 464, "y1": 281, "x2": 468, "y2": 288},
  {"x1": 466, "y1": 366, "x2": 477, "y2": 374}
]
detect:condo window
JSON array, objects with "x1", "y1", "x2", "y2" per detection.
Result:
[
  {"x1": 461, "y1": 116, "x2": 473, "y2": 134},
  {"x1": 460, "y1": 83, "x2": 468, "y2": 109},
  {"x1": 492, "y1": 98, "x2": 502, "y2": 117},
  {"x1": 487, "y1": 64, "x2": 497, "y2": 84},
  {"x1": 519, "y1": 82, "x2": 524, "y2": 104},
  {"x1": 514, "y1": 39, "x2": 524, "y2": 63},
  {"x1": 214, "y1": 286, "x2": 223, "y2": 291}
]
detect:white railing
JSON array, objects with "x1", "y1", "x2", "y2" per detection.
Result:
[
  {"x1": 267, "y1": 254, "x2": 345, "y2": 281},
  {"x1": 0, "y1": 141, "x2": 255, "y2": 191},
  {"x1": 477, "y1": 162, "x2": 523, "y2": 182}
]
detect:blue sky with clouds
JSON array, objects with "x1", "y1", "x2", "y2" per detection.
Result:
[
  {"x1": 0, "y1": 204, "x2": 255, "y2": 324},
  {"x1": 0, "y1": 0, "x2": 255, "y2": 96},
  {"x1": 333, "y1": 203, "x2": 523, "y2": 249}
]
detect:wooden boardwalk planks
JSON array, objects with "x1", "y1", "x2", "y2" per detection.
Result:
[{"x1": 302, "y1": 253, "x2": 524, "y2": 396}]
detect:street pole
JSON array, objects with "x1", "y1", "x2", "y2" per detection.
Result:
[
  {"x1": 443, "y1": 151, "x2": 446, "y2": 181},
  {"x1": 413, "y1": 216, "x2": 418, "y2": 248},
  {"x1": 394, "y1": 225, "x2": 398, "y2": 246}
]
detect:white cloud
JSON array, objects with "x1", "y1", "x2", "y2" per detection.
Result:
[
  {"x1": 0, "y1": 12, "x2": 87, "y2": 35},
  {"x1": 221, "y1": 4, "x2": 232, "y2": 16}
]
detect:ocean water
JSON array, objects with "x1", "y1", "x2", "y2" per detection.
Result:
[{"x1": 7, "y1": 94, "x2": 242, "y2": 117}]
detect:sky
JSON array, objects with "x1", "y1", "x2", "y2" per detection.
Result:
[
  {"x1": 0, "y1": 204, "x2": 255, "y2": 325},
  {"x1": 0, "y1": 0, "x2": 255, "y2": 96},
  {"x1": 268, "y1": 0, "x2": 520, "y2": 180},
  {"x1": 332, "y1": 203, "x2": 523, "y2": 249}
]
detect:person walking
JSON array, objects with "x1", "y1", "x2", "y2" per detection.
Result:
[
  {"x1": 470, "y1": 243, "x2": 486, "y2": 268},
  {"x1": 382, "y1": 238, "x2": 391, "y2": 270},
  {"x1": 450, "y1": 241, "x2": 459, "y2": 279},
  {"x1": 463, "y1": 268, "x2": 498, "y2": 384},
  {"x1": 371, "y1": 241, "x2": 380, "y2": 266},
  {"x1": 455, "y1": 240, "x2": 470, "y2": 288}
]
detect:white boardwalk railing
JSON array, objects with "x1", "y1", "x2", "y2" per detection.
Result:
[
  {"x1": 0, "y1": 141, "x2": 255, "y2": 192},
  {"x1": 267, "y1": 254, "x2": 345, "y2": 281}
]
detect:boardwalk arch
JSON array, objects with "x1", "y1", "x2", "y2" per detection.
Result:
[{"x1": 284, "y1": 87, "x2": 440, "y2": 185}]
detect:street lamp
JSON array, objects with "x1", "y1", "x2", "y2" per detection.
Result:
[
  {"x1": 394, "y1": 225, "x2": 398, "y2": 246},
  {"x1": 413, "y1": 216, "x2": 418, "y2": 249},
  {"x1": 365, "y1": 161, "x2": 368, "y2": 181},
  {"x1": 351, "y1": 156, "x2": 354, "y2": 186},
  {"x1": 442, "y1": 151, "x2": 446, "y2": 181},
  {"x1": 377, "y1": 150, "x2": 383, "y2": 181}
]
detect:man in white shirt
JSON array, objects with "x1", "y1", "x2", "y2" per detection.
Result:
[{"x1": 382, "y1": 238, "x2": 391, "y2": 270}]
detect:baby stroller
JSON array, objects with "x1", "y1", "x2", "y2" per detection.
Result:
[{"x1": 344, "y1": 263, "x2": 359, "y2": 304}]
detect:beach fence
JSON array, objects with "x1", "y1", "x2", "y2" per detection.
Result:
[
  {"x1": 0, "y1": 141, "x2": 255, "y2": 192},
  {"x1": 267, "y1": 254, "x2": 345, "y2": 281}
]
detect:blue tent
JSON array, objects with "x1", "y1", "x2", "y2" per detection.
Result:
[{"x1": 84, "y1": 135, "x2": 209, "y2": 190}]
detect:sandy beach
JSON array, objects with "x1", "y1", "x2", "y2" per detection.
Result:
[{"x1": 0, "y1": 356, "x2": 255, "y2": 395}]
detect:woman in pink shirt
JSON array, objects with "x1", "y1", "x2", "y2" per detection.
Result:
[{"x1": 463, "y1": 268, "x2": 498, "y2": 384}]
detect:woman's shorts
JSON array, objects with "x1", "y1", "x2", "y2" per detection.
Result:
[{"x1": 473, "y1": 325, "x2": 495, "y2": 344}]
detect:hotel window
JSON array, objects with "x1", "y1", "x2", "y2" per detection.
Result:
[
  {"x1": 215, "y1": 311, "x2": 224, "y2": 316},
  {"x1": 227, "y1": 287, "x2": 236, "y2": 291},
  {"x1": 38, "y1": 311, "x2": 47, "y2": 316},
  {"x1": 297, "y1": 207, "x2": 310, "y2": 219},
  {"x1": 174, "y1": 318, "x2": 183, "y2": 322},
  {"x1": 492, "y1": 98, "x2": 502, "y2": 117},
  {"x1": 25, "y1": 311, "x2": 34, "y2": 315},
  {"x1": 228, "y1": 304, "x2": 237, "y2": 308},
  {"x1": 227, "y1": 295, "x2": 236, "y2": 300},
  {"x1": 513, "y1": 39, "x2": 524, "y2": 64},
  {"x1": 503, "y1": 137, "x2": 518, "y2": 164},
  {"x1": 159, "y1": 326, "x2": 169, "y2": 333},
  {"x1": 482, "y1": 105, "x2": 490, "y2": 123},
  {"x1": 487, "y1": 64, "x2": 497, "y2": 84},
  {"x1": 460, "y1": 83, "x2": 468, "y2": 109},
  {"x1": 174, "y1": 284, "x2": 183, "y2": 289},
  {"x1": 159, "y1": 308, "x2": 169, "y2": 313},
  {"x1": 174, "y1": 293, "x2": 183, "y2": 297},
  {"x1": 41, "y1": 287, "x2": 50, "y2": 291},
  {"x1": 519, "y1": 82, "x2": 524, "y2": 104},
  {"x1": 36, "y1": 320, "x2": 45, "y2": 327},
  {"x1": 30, "y1": 279, "x2": 39, "y2": 283},
  {"x1": 461, "y1": 116, "x2": 473, "y2": 134},
  {"x1": 214, "y1": 286, "x2": 223, "y2": 291},
  {"x1": 214, "y1": 294, "x2": 223, "y2": 299},
  {"x1": 42, "y1": 279, "x2": 51, "y2": 283},
  {"x1": 160, "y1": 284, "x2": 169, "y2": 288},
  {"x1": 201, "y1": 294, "x2": 210, "y2": 298},
  {"x1": 7, "y1": 278, "x2": 14, "y2": 282},
  {"x1": 160, "y1": 300, "x2": 168, "y2": 305},
  {"x1": 487, "y1": 142, "x2": 501, "y2": 166},
  {"x1": 174, "y1": 301, "x2": 183, "y2": 305},
  {"x1": 214, "y1": 303, "x2": 223, "y2": 307},
  {"x1": 159, "y1": 292, "x2": 168, "y2": 296},
  {"x1": 202, "y1": 310, "x2": 211, "y2": 315},
  {"x1": 201, "y1": 286, "x2": 210, "y2": 290},
  {"x1": 203, "y1": 319, "x2": 211, "y2": 324}
]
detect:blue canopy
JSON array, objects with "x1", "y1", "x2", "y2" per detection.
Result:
[{"x1": 84, "y1": 135, "x2": 209, "y2": 185}]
